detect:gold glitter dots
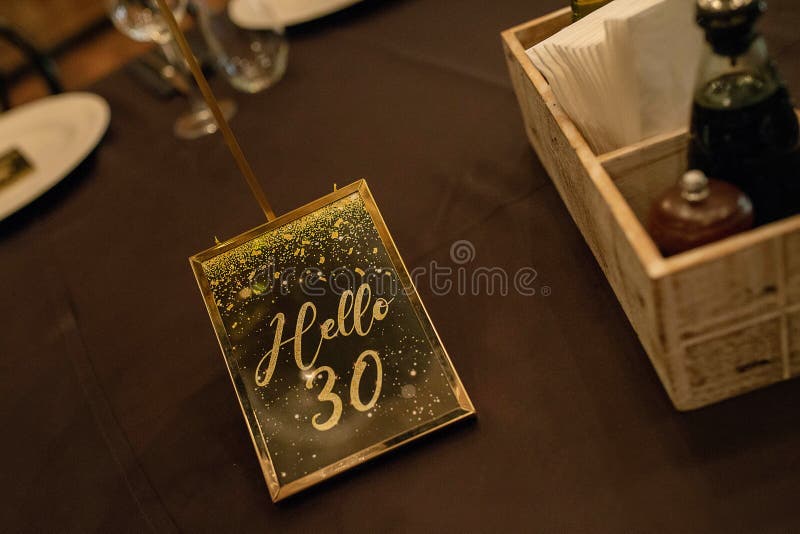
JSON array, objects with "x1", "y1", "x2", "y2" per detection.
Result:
[
  {"x1": 195, "y1": 189, "x2": 469, "y2": 490},
  {"x1": 252, "y1": 280, "x2": 269, "y2": 295},
  {"x1": 401, "y1": 384, "x2": 417, "y2": 399}
]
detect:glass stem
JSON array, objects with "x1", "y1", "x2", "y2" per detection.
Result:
[
  {"x1": 190, "y1": 0, "x2": 227, "y2": 64},
  {"x1": 159, "y1": 39, "x2": 207, "y2": 112}
]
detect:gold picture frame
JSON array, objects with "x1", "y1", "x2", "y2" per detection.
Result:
[{"x1": 190, "y1": 180, "x2": 475, "y2": 501}]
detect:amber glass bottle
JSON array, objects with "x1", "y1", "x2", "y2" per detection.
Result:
[
  {"x1": 649, "y1": 170, "x2": 753, "y2": 256},
  {"x1": 689, "y1": 0, "x2": 800, "y2": 225}
]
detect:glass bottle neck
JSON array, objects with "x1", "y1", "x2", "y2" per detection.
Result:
[{"x1": 695, "y1": 35, "x2": 780, "y2": 109}]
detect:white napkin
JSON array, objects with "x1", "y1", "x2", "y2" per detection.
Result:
[{"x1": 527, "y1": 0, "x2": 702, "y2": 154}]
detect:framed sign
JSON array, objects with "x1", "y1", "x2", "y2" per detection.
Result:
[{"x1": 190, "y1": 180, "x2": 475, "y2": 501}]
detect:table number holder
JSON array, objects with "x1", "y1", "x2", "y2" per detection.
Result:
[{"x1": 153, "y1": 0, "x2": 476, "y2": 501}]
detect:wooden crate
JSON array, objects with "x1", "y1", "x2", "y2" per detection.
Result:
[{"x1": 502, "y1": 7, "x2": 800, "y2": 410}]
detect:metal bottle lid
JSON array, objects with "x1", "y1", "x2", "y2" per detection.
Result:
[
  {"x1": 696, "y1": 0, "x2": 765, "y2": 56},
  {"x1": 697, "y1": 0, "x2": 764, "y2": 20},
  {"x1": 680, "y1": 170, "x2": 711, "y2": 202}
]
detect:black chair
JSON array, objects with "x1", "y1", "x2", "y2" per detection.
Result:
[{"x1": 0, "y1": 20, "x2": 63, "y2": 110}]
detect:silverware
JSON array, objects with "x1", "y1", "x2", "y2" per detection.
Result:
[{"x1": 0, "y1": 148, "x2": 33, "y2": 189}]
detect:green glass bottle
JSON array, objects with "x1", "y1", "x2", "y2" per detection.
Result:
[
  {"x1": 689, "y1": 0, "x2": 800, "y2": 225},
  {"x1": 571, "y1": 0, "x2": 612, "y2": 21}
]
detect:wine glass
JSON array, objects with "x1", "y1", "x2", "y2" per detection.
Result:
[
  {"x1": 192, "y1": 0, "x2": 288, "y2": 94},
  {"x1": 107, "y1": 0, "x2": 237, "y2": 139}
]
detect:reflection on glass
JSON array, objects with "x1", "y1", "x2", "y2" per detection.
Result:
[
  {"x1": 107, "y1": 0, "x2": 237, "y2": 139},
  {"x1": 193, "y1": 183, "x2": 474, "y2": 500}
]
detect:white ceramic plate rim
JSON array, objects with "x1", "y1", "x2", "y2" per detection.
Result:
[
  {"x1": 272, "y1": 0, "x2": 364, "y2": 26},
  {"x1": 0, "y1": 92, "x2": 110, "y2": 222}
]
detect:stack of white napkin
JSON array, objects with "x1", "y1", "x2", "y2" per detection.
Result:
[{"x1": 527, "y1": 0, "x2": 703, "y2": 154}]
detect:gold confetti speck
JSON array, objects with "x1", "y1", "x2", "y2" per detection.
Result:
[{"x1": 197, "y1": 191, "x2": 463, "y2": 476}]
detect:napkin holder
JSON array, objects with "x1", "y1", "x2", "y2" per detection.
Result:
[{"x1": 503, "y1": 7, "x2": 800, "y2": 410}]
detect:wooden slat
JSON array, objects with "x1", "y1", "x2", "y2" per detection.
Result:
[{"x1": 0, "y1": 0, "x2": 106, "y2": 71}]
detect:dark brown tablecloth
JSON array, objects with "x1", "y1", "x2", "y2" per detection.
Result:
[{"x1": 3, "y1": 0, "x2": 800, "y2": 531}]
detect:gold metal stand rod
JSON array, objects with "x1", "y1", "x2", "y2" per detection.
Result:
[{"x1": 153, "y1": 0, "x2": 276, "y2": 222}]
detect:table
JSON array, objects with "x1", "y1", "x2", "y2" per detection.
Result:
[{"x1": 3, "y1": 0, "x2": 800, "y2": 531}]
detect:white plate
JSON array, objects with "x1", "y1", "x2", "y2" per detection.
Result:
[
  {"x1": 0, "y1": 92, "x2": 110, "y2": 221},
  {"x1": 272, "y1": 0, "x2": 364, "y2": 26}
]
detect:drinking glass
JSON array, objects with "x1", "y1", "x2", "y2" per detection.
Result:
[
  {"x1": 108, "y1": 0, "x2": 237, "y2": 139},
  {"x1": 192, "y1": 0, "x2": 288, "y2": 94}
]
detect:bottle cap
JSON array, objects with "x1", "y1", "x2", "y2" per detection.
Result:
[
  {"x1": 696, "y1": 0, "x2": 765, "y2": 57},
  {"x1": 680, "y1": 170, "x2": 710, "y2": 202}
]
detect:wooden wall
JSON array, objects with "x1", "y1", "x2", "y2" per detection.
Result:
[{"x1": 0, "y1": 0, "x2": 106, "y2": 71}]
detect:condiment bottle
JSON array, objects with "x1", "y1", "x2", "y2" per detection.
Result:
[
  {"x1": 571, "y1": 0, "x2": 612, "y2": 21},
  {"x1": 649, "y1": 170, "x2": 754, "y2": 256},
  {"x1": 689, "y1": 0, "x2": 800, "y2": 225}
]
